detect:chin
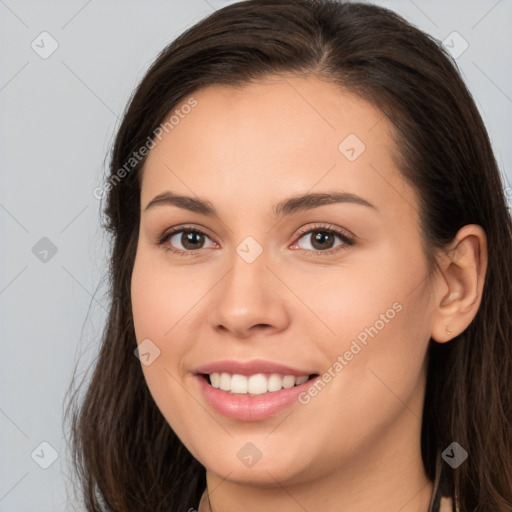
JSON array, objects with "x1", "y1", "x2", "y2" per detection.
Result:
[{"x1": 194, "y1": 438, "x2": 316, "y2": 487}]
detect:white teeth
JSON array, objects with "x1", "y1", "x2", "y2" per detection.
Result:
[
  {"x1": 208, "y1": 372, "x2": 310, "y2": 394},
  {"x1": 295, "y1": 375, "x2": 308, "y2": 385},
  {"x1": 210, "y1": 372, "x2": 220, "y2": 388},
  {"x1": 231, "y1": 374, "x2": 248, "y2": 394},
  {"x1": 219, "y1": 372, "x2": 231, "y2": 391},
  {"x1": 268, "y1": 373, "x2": 282, "y2": 392},
  {"x1": 282, "y1": 375, "x2": 295, "y2": 389},
  {"x1": 248, "y1": 374, "x2": 267, "y2": 395}
]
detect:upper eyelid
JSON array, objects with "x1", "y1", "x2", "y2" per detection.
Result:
[
  {"x1": 161, "y1": 224, "x2": 215, "y2": 241},
  {"x1": 295, "y1": 223, "x2": 354, "y2": 239}
]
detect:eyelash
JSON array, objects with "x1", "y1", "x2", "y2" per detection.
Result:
[{"x1": 157, "y1": 223, "x2": 355, "y2": 257}]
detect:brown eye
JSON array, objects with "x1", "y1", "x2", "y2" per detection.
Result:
[
  {"x1": 291, "y1": 224, "x2": 355, "y2": 255},
  {"x1": 308, "y1": 230, "x2": 337, "y2": 250},
  {"x1": 177, "y1": 231, "x2": 206, "y2": 250},
  {"x1": 159, "y1": 227, "x2": 217, "y2": 255}
]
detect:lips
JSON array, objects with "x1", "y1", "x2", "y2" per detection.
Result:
[
  {"x1": 193, "y1": 360, "x2": 319, "y2": 421},
  {"x1": 196, "y1": 360, "x2": 317, "y2": 395}
]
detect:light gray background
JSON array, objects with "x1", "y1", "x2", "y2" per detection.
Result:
[{"x1": 1, "y1": 1, "x2": 511, "y2": 510}]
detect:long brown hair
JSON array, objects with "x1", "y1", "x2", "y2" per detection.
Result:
[{"x1": 64, "y1": 1, "x2": 512, "y2": 510}]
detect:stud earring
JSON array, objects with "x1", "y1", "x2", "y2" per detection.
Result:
[{"x1": 445, "y1": 326, "x2": 453, "y2": 335}]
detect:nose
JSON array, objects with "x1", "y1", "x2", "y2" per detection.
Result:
[{"x1": 208, "y1": 248, "x2": 290, "y2": 340}]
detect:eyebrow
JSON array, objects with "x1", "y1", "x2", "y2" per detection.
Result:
[{"x1": 143, "y1": 190, "x2": 377, "y2": 217}]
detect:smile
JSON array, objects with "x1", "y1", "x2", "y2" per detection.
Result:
[
  {"x1": 193, "y1": 360, "x2": 319, "y2": 421},
  {"x1": 208, "y1": 372, "x2": 310, "y2": 395}
]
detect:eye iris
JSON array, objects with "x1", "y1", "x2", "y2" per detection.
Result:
[
  {"x1": 182, "y1": 231, "x2": 204, "y2": 250},
  {"x1": 311, "y1": 230, "x2": 335, "y2": 250}
]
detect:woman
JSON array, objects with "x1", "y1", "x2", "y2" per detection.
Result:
[{"x1": 65, "y1": 1, "x2": 512, "y2": 511}]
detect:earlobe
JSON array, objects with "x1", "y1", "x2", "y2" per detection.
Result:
[{"x1": 430, "y1": 224, "x2": 488, "y2": 343}]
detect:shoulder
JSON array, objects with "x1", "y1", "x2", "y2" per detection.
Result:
[{"x1": 439, "y1": 495, "x2": 454, "y2": 512}]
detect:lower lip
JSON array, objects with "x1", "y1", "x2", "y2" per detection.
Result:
[{"x1": 196, "y1": 375, "x2": 315, "y2": 421}]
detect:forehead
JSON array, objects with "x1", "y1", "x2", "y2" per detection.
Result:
[{"x1": 140, "y1": 75, "x2": 417, "y2": 220}]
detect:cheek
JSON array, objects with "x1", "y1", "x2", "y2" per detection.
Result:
[
  {"x1": 297, "y1": 242, "x2": 432, "y2": 417},
  {"x1": 130, "y1": 249, "x2": 204, "y2": 351},
  {"x1": 130, "y1": 252, "x2": 186, "y2": 399},
  {"x1": 130, "y1": 254, "x2": 207, "y2": 447},
  {"x1": 293, "y1": 239, "x2": 430, "y2": 352}
]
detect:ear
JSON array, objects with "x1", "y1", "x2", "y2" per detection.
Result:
[{"x1": 430, "y1": 224, "x2": 488, "y2": 343}]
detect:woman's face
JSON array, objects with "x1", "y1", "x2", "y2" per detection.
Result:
[{"x1": 131, "y1": 76, "x2": 437, "y2": 486}]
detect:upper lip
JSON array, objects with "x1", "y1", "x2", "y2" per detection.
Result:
[{"x1": 194, "y1": 360, "x2": 317, "y2": 376}]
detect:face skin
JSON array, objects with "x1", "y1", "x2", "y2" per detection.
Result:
[{"x1": 130, "y1": 76, "x2": 487, "y2": 512}]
